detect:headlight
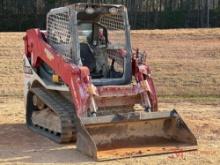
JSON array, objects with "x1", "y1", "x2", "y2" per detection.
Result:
[
  {"x1": 109, "y1": 7, "x2": 118, "y2": 14},
  {"x1": 85, "y1": 7, "x2": 95, "y2": 14}
]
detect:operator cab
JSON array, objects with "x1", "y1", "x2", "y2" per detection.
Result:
[{"x1": 47, "y1": 3, "x2": 132, "y2": 85}]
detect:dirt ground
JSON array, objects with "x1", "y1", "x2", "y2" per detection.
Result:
[{"x1": 0, "y1": 29, "x2": 220, "y2": 164}]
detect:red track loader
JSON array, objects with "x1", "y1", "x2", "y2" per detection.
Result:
[{"x1": 23, "y1": 3, "x2": 197, "y2": 161}]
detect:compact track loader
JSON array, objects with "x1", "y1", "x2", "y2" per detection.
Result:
[{"x1": 23, "y1": 3, "x2": 197, "y2": 161}]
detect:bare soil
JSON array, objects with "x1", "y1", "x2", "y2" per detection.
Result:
[{"x1": 0, "y1": 29, "x2": 220, "y2": 164}]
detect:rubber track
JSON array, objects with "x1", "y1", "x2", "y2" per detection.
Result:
[{"x1": 28, "y1": 87, "x2": 76, "y2": 143}]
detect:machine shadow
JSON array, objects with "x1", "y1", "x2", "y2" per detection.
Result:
[{"x1": 0, "y1": 123, "x2": 93, "y2": 164}]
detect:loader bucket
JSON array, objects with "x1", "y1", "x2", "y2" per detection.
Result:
[{"x1": 76, "y1": 110, "x2": 197, "y2": 161}]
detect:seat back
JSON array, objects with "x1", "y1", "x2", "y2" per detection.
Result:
[{"x1": 80, "y1": 43, "x2": 96, "y2": 72}]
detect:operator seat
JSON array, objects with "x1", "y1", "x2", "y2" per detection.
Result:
[{"x1": 80, "y1": 43, "x2": 96, "y2": 72}]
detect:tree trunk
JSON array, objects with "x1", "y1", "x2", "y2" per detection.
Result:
[{"x1": 206, "y1": 0, "x2": 210, "y2": 27}]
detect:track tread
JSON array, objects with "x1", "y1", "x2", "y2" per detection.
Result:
[{"x1": 28, "y1": 87, "x2": 76, "y2": 143}]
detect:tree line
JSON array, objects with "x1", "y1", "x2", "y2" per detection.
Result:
[
  {"x1": 89, "y1": 0, "x2": 220, "y2": 28},
  {"x1": 0, "y1": 0, "x2": 220, "y2": 31}
]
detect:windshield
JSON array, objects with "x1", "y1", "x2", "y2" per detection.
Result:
[
  {"x1": 108, "y1": 30, "x2": 126, "y2": 49},
  {"x1": 77, "y1": 12, "x2": 129, "y2": 83}
]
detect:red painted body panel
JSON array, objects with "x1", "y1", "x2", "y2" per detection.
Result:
[
  {"x1": 24, "y1": 29, "x2": 158, "y2": 117},
  {"x1": 25, "y1": 29, "x2": 91, "y2": 116}
]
